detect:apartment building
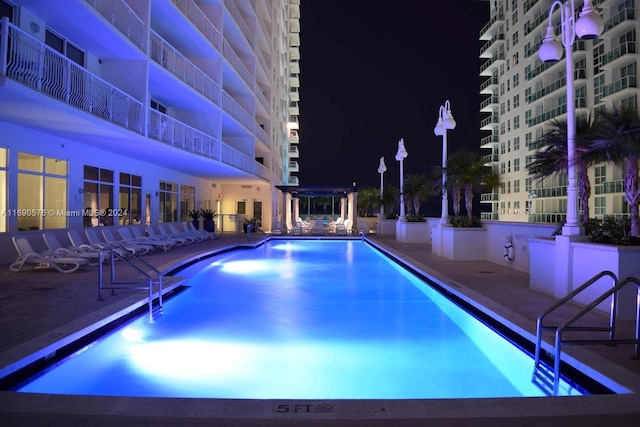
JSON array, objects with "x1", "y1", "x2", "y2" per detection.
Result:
[
  {"x1": 0, "y1": 0, "x2": 301, "y2": 261},
  {"x1": 479, "y1": 0, "x2": 636, "y2": 223}
]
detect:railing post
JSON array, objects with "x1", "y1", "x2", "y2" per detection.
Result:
[{"x1": 0, "y1": 17, "x2": 8, "y2": 78}]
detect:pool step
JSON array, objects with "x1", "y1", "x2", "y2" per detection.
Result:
[{"x1": 532, "y1": 364, "x2": 556, "y2": 396}]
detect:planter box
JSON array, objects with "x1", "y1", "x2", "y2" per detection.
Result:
[
  {"x1": 440, "y1": 226, "x2": 487, "y2": 261},
  {"x1": 396, "y1": 221, "x2": 429, "y2": 243},
  {"x1": 530, "y1": 238, "x2": 640, "y2": 320},
  {"x1": 379, "y1": 219, "x2": 396, "y2": 237}
]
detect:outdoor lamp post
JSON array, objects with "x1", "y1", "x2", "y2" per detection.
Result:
[
  {"x1": 434, "y1": 100, "x2": 456, "y2": 225},
  {"x1": 395, "y1": 139, "x2": 408, "y2": 221},
  {"x1": 538, "y1": 0, "x2": 603, "y2": 235},
  {"x1": 377, "y1": 156, "x2": 387, "y2": 218}
]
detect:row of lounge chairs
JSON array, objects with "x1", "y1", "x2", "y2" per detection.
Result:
[
  {"x1": 10, "y1": 222, "x2": 219, "y2": 274},
  {"x1": 270, "y1": 218, "x2": 376, "y2": 236}
]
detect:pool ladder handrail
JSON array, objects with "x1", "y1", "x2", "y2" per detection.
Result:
[
  {"x1": 533, "y1": 271, "x2": 640, "y2": 395},
  {"x1": 97, "y1": 244, "x2": 164, "y2": 321}
]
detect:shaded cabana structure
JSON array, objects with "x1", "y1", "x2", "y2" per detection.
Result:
[{"x1": 276, "y1": 185, "x2": 358, "y2": 230}]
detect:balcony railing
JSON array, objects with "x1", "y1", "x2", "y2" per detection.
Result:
[
  {"x1": 222, "y1": 91, "x2": 254, "y2": 130},
  {"x1": 86, "y1": 0, "x2": 145, "y2": 51},
  {"x1": 223, "y1": 40, "x2": 254, "y2": 90},
  {"x1": 602, "y1": 75, "x2": 637, "y2": 98},
  {"x1": 224, "y1": 0, "x2": 255, "y2": 47},
  {"x1": 1, "y1": 18, "x2": 143, "y2": 134},
  {"x1": 149, "y1": 109, "x2": 219, "y2": 157},
  {"x1": 171, "y1": 0, "x2": 222, "y2": 51},
  {"x1": 150, "y1": 31, "x2": 221, "y2": 105}
]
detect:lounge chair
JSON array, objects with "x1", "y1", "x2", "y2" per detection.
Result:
[
  {"x1": 145, "y1": 225, "x2": 187, "y2": 247},
  {"x1": 182, "y1": 221, "x2": 219, "y2": 240},
  {"x1": 84, "y1": 228, "x2": 138, "y2": 256},
  {"x1": 119, "y1": 227, "x2": 172, "y2": 252},
  {"x1": 10, "y1": 236, "x2": 89, "y2": 273},
  {"x1": 130, "y1": 226, "x2": 177, "y2": 249},
  {"x1": 310, "y1": 220, "x2": 325, "y2": 235},
  {"x1": 158, "y1": 223, "x2": 197, "y2": 244},
  {"x1": 101, "y1": 228, "x2": 153, "y2": 255},
  {"x1": 69, "y1": 229, "x2": 126, "y2": 258},
  {"x1": 42, "y1": 232, "x2": 103, "y2": 265}
]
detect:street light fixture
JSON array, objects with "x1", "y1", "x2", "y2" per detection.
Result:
[
  {"x1": 377, "y1": 156, "x2": 387, "y2": 218},
  {"x1": 395, "y1": 139, "x2": 408, "y2": 221},
  {"x1": 434, "y1": 100, "x2": 456, "y2": 225},
  {"x1": 538, "y1": 0, "x2": 603, "y2": 235}
]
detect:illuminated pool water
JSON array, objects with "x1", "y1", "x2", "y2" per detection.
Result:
[{"x1": 17, "y1": 240, "x2": 580, "y2": 398}]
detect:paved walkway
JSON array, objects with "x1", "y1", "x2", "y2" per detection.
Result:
[{"x1": 1, "y1": 232, "x2": 640, "y2": 426}]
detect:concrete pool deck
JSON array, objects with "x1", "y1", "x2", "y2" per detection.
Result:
[{"x1": 0, "y1": 233, "x2": 640, "y2": 425}]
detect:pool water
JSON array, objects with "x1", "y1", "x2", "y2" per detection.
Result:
[{"x1": 17, "y1": 240, "x2": 580, "y2": 398}]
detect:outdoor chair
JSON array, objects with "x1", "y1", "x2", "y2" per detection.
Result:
[
  {"x1": 42, "y1": 232, "x2": 103, "y2": 265},
  {"x1": 10, "y1": 236, "x2": 89, "y2": 273}
]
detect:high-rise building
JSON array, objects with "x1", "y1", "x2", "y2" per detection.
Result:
[
  {"x1": 0, "y1": 0, "x2": 300, "y2": 262},
  {"x1": 479, "y1": 0, "x2": 636, "y2": 224}
]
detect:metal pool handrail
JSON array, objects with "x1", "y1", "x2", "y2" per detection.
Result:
[
  {"x1": 534, "y1": 271, "x2": 640, "y2": 395},
  {"x1": 98, "y1": 244, "x2": 163, "y2": 321}
]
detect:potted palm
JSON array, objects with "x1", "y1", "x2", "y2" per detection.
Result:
[
  {"x1": 187, "y1": 209, "x2": 201, "y2": 229},
  {"x1": 242, "y1": 217, "x2": 257, "y2": 233},
  {"x1": 200, "y1": 208, "x2": 216, "y2": 232}
]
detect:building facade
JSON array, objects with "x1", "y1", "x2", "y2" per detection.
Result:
[
  {"x1": 0, "y1": 0, "x2": 301, "y2": 262},
  {"x1": 479, "y1": 0, "x2": 637, "y2": 224}
]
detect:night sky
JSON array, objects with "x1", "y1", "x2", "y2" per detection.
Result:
[{"x1": 297, "y1": 0, "x2": 490, "y2": 193}]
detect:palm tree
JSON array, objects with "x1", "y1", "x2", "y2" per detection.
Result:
[
  {"x1": 527, "y1": 116, "x2": 597, "y2": 224},
  {"x1": 402, "y1": 173, "x2": 435, "y2": 218},
  {"x1": 446, "y1": 150, "x2": 500, "y2": 226},
  {"x1": 589, "y1": 106, "x2": 640, "y2": 237}
]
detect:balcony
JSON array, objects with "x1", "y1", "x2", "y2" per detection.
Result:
[
  {"x1": 602, "y1": 4, "x2": 635, "y2": 37},
  {"x1": 480, "y1": 51, "x2": 505, "y2": 77},
  {"x1": 601, "y1": 75, "x2": 638, "y2": 99},
  {"x1": 150, "y1": 31, "x2": 221, "y2": 105},
  {"x1": 480, "y1": 95, "x2": 498, "y2": 112},
  {"x1": 224, "y1": 0, "x2": 255, "y2": 47},
  {"x1": 287, "y1": 175, "x2": 299, "y2": 186},
  {"x1": 480, "y1": 115, "x2": 499, "y2": 130},
  {"x1": 479, "y1": 13, "x2": 505, "y2": 40},
  {"x1": 480, "y1": 76, "x2": 499, "y2": 94},
  {"x1": 480, "y1": 134, "x2": 499, "y2": 148},
  {"x1": 480, "y1": 31, "x2": 505, "y2": 58},
  {"x1": 480, "y1": 193, "x2": 499, "y2": 203},
  {"x1": 171, "y1": 0, "x2": 222, "y2": 51},
  {"x1": 601, "y1": 41, "x2": 637, "y2": 69},
  {"x1": 1, "y1": 19, "x2": 143, "y2": 134},
  {"x1": 288, "y1": 160, "x2": 299, "y2": 172},
  {"x1": 288, "y1": 130, "x2": 299, "y2": 144},
  {"x1": 222, "y1": 91, "x2": 254, "y2": 131},
  {"x1": 87, "y1": 0, "x2": 145, "y2": 51},
  {"x1": 483, "y1": 154, "x2": 499, "y2": 165},
  {"x1": 288, "y1": 145, "x2": 299, "y2": 158},
  {"x1": 223, "y1": 40, "x2": 255, "y2": 91}
]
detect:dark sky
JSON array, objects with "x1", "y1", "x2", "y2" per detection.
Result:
[{"x1": 297, "y1": 0, "x2": 490, "y2": 189}]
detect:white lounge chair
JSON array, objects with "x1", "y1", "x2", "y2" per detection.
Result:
[
  {"x1": 145, "y1": 225, "x2": 187, "y2": 247},
  {"x1": 69, "y1": 229, "x2": 125, "y2": 258},
  {"x1": 183, "y1": 221, "x2": 219, "y2": 240},
  {"x1": 158, "y1": 223, "x2": 197, "y2": 244},
  {"x1": 119, "y1": 227, "x2": 172, "y2": 252},
  {"x1": 101, "y1": 228, "x2": 153, "y2": 255},
  {"x1": 42, "y1": 232, "x2": 103, "y2": 265},
  {"x1": 10, "y1": 236, "x2": 89, "y2": 273},
  {"x1": 130, "y1": 226, "x2": 176, "y2": 250},
  {"x1": 85, "y1": 228, "x2": 137, "y2": 256}
]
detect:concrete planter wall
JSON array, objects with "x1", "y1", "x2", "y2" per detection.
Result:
[
  {"x1": 379, "y1": 218, "x2": 397, "y2": 236},
  {"x1": 530, "y1": 237, "x2": 640, "y2": 320},
  {"x1": 396, "y1": 221, "x2": 430, "y2": 243},
  {"x1": 441, "y1": 226, "x2": 487, "y2": 261}
]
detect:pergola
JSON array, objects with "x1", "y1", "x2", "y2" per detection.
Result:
[{"x1": 275, "y1": 185, "x2": 358, "y2": 227}]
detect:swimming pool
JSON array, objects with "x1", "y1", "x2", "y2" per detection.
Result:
[{"x1": 16, "y1": 240, "x2": 580, "y2": 398}]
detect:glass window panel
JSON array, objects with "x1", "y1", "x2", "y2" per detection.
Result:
[
  {"x1": 0, "y1": 147, "x2": 6, "y2": 167},
  {"x1": 18, "y1": 152, "x2": 43, "y2": 172},
  {"x1": 84, "y1": 165, "x2": 99, "y2": 181},
  {"x1": 100, "y1": 169, "x2": 113, "y2": 183},
  {"x1": 45, "y1": 176, "x2": 67, "y2": 229},
  {"x1": 131, "y1": 175, "x2": 142, "y2": 187},
  {"x1": 100, "y1": 184, "x2": 113, "y2": 226},
  {"x1": 0, "y1": 170, "x2": 6, "y2": 233},
  {"x1": 120, "y1": 172, "x2": 131, "y2": 185},
  {"x1": 45, "y1": 157, "x2": 67, "y2": 175},
  {"x1": 17, "y1": 173, "x2": 42, "y2": 231}
]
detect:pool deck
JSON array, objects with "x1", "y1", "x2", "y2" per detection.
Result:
[{"x1": 1, "y1": 233, "x2": 640, "y2": 426}]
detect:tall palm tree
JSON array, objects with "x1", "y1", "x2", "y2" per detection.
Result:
[
  {"x1": 589, "y1": 106, "x2": 640, "y2": 237},
  {"x1": 402, "y1": 173, "x2": 435, "y2": 218},
  {"x1": 446, "y1": 150, "x2": 500, "y2": 226},
  {"x1": 527, "y1": 116, "x2": 597, "y2": 224}
]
